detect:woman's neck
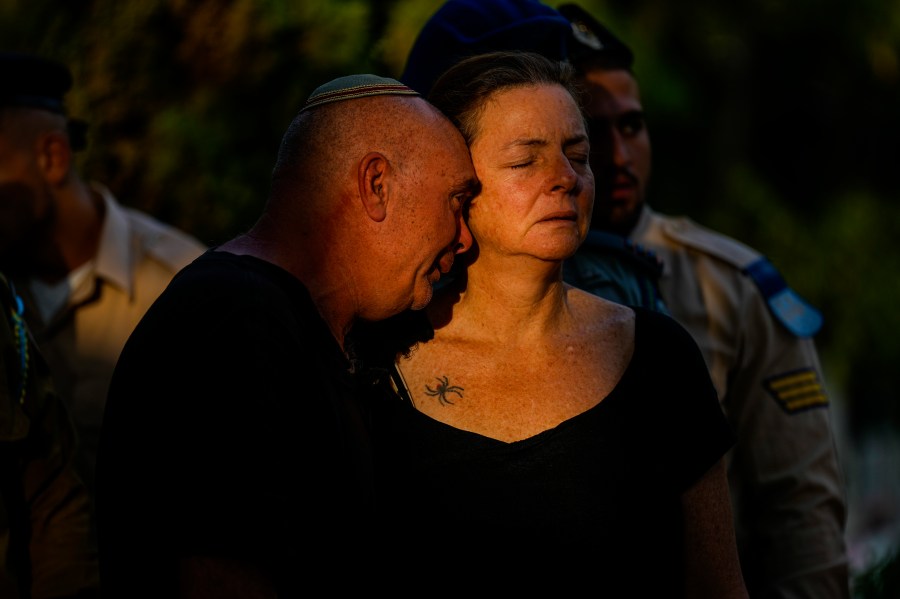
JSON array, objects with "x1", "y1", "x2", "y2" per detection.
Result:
[{"x1": 434, "y1": 256, "x2": 573, "y2": 343}]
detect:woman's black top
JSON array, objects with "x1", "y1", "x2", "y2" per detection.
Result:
[{"x1": 371, "y1": 307, "x2": 735, "y2": 594}]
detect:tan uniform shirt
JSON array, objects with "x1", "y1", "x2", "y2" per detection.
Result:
[
  {"x1": 12, "y1": 184, "x2": 207, "y2": 498},
  {"x1": 632, "y1": 206, "x2": 849, "y2": 598}
]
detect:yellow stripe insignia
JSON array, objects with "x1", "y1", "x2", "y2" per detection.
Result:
[{"x1": 764, "y1": 368, "x2": 829, "y2": 413}]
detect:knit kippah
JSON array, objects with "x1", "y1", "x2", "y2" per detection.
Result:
[{"x1": 299, "y1": 74, "x2": 420, "y2": 114}]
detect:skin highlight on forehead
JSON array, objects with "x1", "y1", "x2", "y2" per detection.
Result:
[{"x1": 475, "y1": 85, "x2": 588, "y2": 155}]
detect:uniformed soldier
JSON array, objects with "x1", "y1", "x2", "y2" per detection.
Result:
[
  {"x1": 557, "y1": 5, "x2": 849, "y2": 596},
  {"x1": 1, "y1": 272, "x2": 99, "y2": 598},
  {"x1": 404, "y1": 1, "x2": 850, "y2": 597},
  {"x1": 0, "y1": 52, "x2": 207, "y2": 508}
]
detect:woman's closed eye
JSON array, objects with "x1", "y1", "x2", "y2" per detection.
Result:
[
  {"x1": 567, "y1": 151, "x2": 589, "y2": 166},
  {"x1": 509, "y1": 159, "x2": 535, "y2": 170}
]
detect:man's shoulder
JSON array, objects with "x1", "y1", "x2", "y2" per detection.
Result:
[
  {"x1": 566, "y1": 230, "x2": 668, "y2": 312},
  {"x1": 651, "y1": 213, "x2": 760, "y2": 270},
  {"x1": 125, "y1": 209, "x2": 207, "y2": 268},
  {"x1": 580, "y1": 230, "x2": 664, "y2": 277},
  {"x1": 648, "y1": 211, "x2": 823, "y2": 338},
  {"x1": 93, "y1": 182, "x2": 207, "y2": 272}
]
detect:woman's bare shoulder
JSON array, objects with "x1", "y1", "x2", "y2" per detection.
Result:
[{"x1": 567, "y1": 285, "x2": 635, "y2": 333}]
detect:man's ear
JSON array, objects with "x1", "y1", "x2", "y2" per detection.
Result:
[
  {"x1": 35, "y1": 130, "x2": 71, "y2": 185},
  {"x1": 358, "y1": 151, "x2": 389, "y2": 222}
]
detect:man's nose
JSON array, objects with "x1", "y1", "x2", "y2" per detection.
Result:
[
  {"x1": 611, "y1": 129, "x2": 632, "y2": 166},
  {"x1": 454, "y1": 214, "x2": 473, "y2": 254}
]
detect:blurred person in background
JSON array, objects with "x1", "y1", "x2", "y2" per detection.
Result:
[
  {"x1": 1, "y1": 271, "x2": 99, "y2": 598},
  {"x1": 0, "y1": 52, "x2": 207, "y2": 518},
  {"x1": 401, "y1": 1, "x2": 849, "y2": 596}
]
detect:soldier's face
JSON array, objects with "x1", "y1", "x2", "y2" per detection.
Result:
[
  {"x1": 578, "y1": 68, "x2": 652, "y2": 236},
  {"x1": 0, "y1": 122, "x2": 55, "y2": 275}
]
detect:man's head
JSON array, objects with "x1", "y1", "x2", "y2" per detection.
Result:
[
  {"x1": 403, "y1": 0, "x2": 652, "y2": 235},
  {"x1": 0, "y1": 53, "x2": 82, "y2": 277},
  {"x1": 266, "y1": 75, "x2": 478, "y2": 324}
]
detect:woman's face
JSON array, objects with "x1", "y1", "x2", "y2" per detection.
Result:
[{"x1": 466, "y1": 83, "x2": 594, "y2": 264}]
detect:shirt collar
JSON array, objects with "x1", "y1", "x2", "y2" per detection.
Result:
[
  {"x1": 629, "y1": 203, "x2": 654, "y2": 239},
  {"x1": 90, "y1": 182, "x2": 133, "y2": 297}
]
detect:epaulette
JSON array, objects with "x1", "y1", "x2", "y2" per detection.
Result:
[
  {"x1": 660, "y1": 217, "x2": 822, "y2": 338},
  {"x1": 581, "y1": 230, "x2": 663, "y2": 278},
  {"x1": 742, "y1": 258, "x2": 822, "y2": 337},
  {"x1": 659, "y1": 216, "x2": 759, "y2": 268},
  {"x1": 128, "y1": 209, "x2": 207, "y2": 270}
]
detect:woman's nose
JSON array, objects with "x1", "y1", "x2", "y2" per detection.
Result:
[{"x1": 550, "y1": 153, "x2": 579, "y2": 193}]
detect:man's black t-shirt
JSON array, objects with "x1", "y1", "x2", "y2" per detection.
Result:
[{"x1": 96, "y1": 250, "x2": 373, "y2": 595}]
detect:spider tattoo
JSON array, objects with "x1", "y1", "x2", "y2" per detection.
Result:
[{"x1": 424, "y1": 375, "x2": 464, "y2": 406}]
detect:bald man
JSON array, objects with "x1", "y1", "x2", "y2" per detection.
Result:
[{"x1": 95, "y1": 75, "x2": 479, "y2": 596}]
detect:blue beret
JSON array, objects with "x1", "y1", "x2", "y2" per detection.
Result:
[
  {"x1": 0, "y1": 52, "x2": 73, "y2": 114},
  {"x1": 401, "y1": 0, "x2": 573, "y2": 96},
  {"x1": 557, "y1": 4, "x2": 634, "y2": 69},
  {"x1": 401, "y1": 1, "x2": 636, "y2": 97}
]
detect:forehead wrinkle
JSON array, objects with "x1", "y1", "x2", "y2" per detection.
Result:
[
  {"x1": 498, "y1": 130, "x2": 588, "y2": 153},
  {"x1": 499, "y1": 137, "x2": 547, "y2": 151},
  {"x1": 565, "y1": 132, "x2": 590, "y2": 147}
]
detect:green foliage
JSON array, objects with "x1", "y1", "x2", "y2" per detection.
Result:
[
  {"x1": 376, "y1": 0, "x2": 446, "y2": 76},
  {"x1": 701, "y1": 165, "x2": 900, "y2": 433},
  {"x1": 2, "y1": 0, "x2": 393, "y2": 244}
]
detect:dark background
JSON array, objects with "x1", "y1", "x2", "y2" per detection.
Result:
[{"x1": 3, "y1": 0, "x2": 898, "y2": 589}]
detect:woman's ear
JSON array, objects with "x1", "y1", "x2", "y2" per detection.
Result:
[
  {"x1": 36, "y1": 130, "x2": 71, "y2": 185},
  {"x1": 358, "y1": 151, "x2": 389, "y2": 222}
]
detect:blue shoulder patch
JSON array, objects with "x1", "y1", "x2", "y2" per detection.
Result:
[{"x1": 743, "y1": 258, "x2": 823, "y2": 338}]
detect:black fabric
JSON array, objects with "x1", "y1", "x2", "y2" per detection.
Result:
[
  {"x1": 2, "y1": 274, "x2": 99, "y2": 597},
  {"x1": 96, "y1": 250, "x2": 375, "y2": 596},
  {"x1": 372, "y1": 307, "x2": 734, "y2": 593},
  {"x1": 0, "y1": 52, "x2": 73, "y2": 114}
]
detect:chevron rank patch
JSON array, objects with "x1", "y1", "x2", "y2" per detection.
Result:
[{"x1": 764, "y1": 368, "x2": 829, "y2": 413}]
